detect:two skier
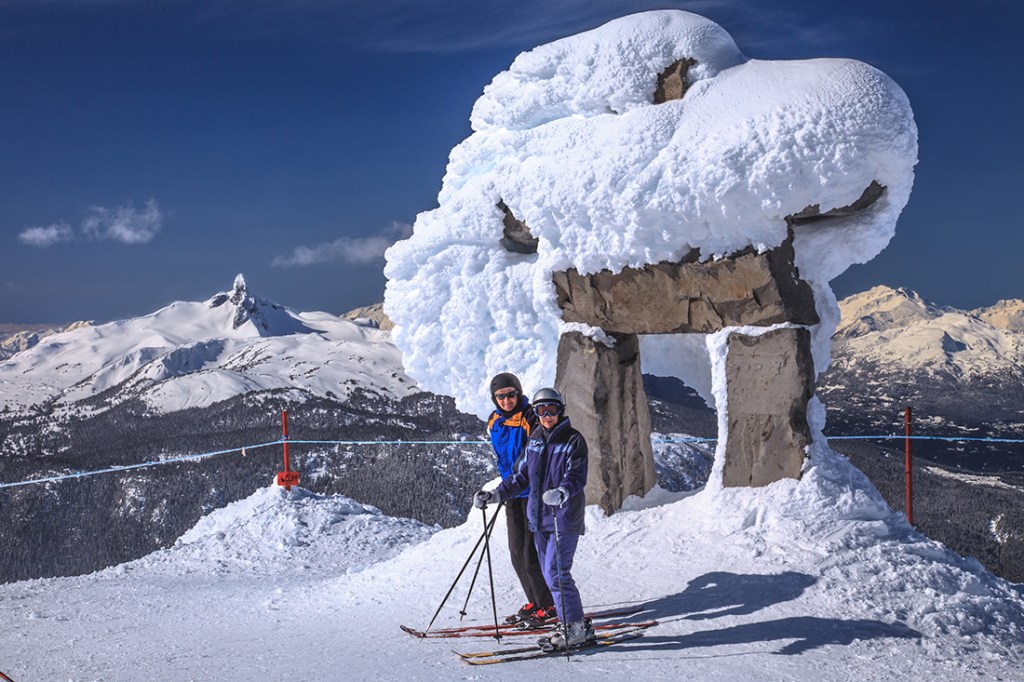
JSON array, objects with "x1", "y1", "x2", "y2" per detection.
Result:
[
  {"x1": 484, "y1": 373, "x2": 555, "y2": 628},
  {"x1": 475, "y1": 383, "x2": 594, "y2": 651}
]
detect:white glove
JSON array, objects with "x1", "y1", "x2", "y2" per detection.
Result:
[
  {"x1": 542, "y1": 487, "x2": 568, "y2": 507},
  {"x1": 474, "y1": 489, "x2": 500, "y2": 509}
]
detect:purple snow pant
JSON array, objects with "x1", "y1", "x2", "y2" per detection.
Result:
[{"x1": 534, "y1": 529, "x2": 583, "y2": 623}]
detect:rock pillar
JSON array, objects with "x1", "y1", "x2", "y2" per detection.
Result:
[
  {"x1": 551, "y1": 234, "x2": 819, "y2": 511},
  {"x1": 722, "y1": 327, "x2": 814, "y2": 487},
  {"x1": 555, "y1": 331, "x2": 656, "y2": 514}
]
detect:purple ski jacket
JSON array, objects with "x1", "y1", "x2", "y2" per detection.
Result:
[{"x1": 496, "y1": 416, "x2": 588, "y2": 535}]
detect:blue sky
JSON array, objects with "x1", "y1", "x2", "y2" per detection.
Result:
[{"x1": 1, "y1": 0, "x2": 1021, "y2": 323}]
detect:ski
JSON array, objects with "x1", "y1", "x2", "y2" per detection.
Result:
[
  {"x1": 455, "y1": 621, "x2": 657, "y2": 658},
  {"x1": 456, "y1": 626, "x2": 651, "y2": 665},
  {"x1": 423, "y1": 618, "x2": 657, "y2": 640},
  {"x1": 400, "y1": 606, "x2": 643, "y2": 638}
]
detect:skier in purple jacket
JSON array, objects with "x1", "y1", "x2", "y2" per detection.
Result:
[
  {"x1": 485, "y1": 372, "x2": 554, "y2": 627},
  {"x1": 474, "y1": 387, "x2": 594, "y2": 650}
]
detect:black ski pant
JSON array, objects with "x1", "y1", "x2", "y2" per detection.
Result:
[{"x1": 506, "y1": 497, "x2": 553, "y2": 610}]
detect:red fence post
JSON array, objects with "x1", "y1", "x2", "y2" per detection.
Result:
[
  {"x1": 278, "y1": 409, "x2": 299, "y2": 490},
  {"x1": 904, "y1": 406, "x2": 913, "y2": 525}
]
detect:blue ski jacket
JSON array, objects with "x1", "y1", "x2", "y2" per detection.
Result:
[
  {"x1": 496, "y1": 416, "x2": 588, "y2": 535},
  {"x1": 486, "y1": 400, "x2": 535, "y2": 500}
]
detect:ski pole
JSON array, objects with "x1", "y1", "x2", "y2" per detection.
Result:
[
  {"x1": 420, "y1": 499, "x2": 504, "y2": 637},
  {"x1": 481, "y1": 505, "x2": 503, "y2": 641},
  {"x1": 459, "y1": 497, "x2": 507, "y2": 619},
  {"x1": 458, "y1": 518, "x2": 493, "y2": 620},
  {"x1": 552, "y1": 508, "x2": 570, "y2": 662}
]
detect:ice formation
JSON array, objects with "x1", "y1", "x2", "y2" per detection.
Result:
[{"x1": 384, "y1": 10, "x2": 917, "y2": 419}]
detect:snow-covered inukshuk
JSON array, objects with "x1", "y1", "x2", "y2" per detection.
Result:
[{"x1": 384, "y1": 11, "x2": 917, "y2": 513}]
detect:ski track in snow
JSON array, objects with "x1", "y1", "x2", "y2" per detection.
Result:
[{"x1": 1, "y1": 446, "x2": 1022, "y2": 681}]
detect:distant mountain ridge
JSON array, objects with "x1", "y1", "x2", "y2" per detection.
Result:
[
  {"x1": 0, "y1": 274, "x2": 415, "y2": 417},
  {"x1": 0, "y1": 320, "x2": 93, "y2": 361},
  {"x1": 822, "y1": 285, "x2": 1024, "y2": 470},
  {"x1": 833, "y1": 285, "x2": 1024, "y2": 377}
]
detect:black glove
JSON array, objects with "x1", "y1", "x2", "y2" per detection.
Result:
[{"x1": 474, "y1": 489, "x2": 500, "y2": 509}]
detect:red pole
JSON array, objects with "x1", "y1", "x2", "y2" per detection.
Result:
[
  {"x1": 282, "y1": 410, "x2": 290, "y2": 475},
  {"x1": 278, "y1": 409, "x2": 298, "y2": 491},
  {"x1": 904, "y1": 406, "x2": 913, "y2": 525}
]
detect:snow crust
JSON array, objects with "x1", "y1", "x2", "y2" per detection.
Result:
[
  {"x1": 1, "y1": 442, "x2": 1020, "y2": 680},
  {"x1": 384, "y1": 10, "x2": 918, "y2": 419}
]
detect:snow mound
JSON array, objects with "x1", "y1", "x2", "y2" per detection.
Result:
[
  {"x1": 139, "y1": 485, "x2": 435, "y2": 577},
  {"x1": 470, "y1": 11, "x2": 744, "y2": 130}
]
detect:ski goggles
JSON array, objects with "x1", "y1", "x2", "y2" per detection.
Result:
[{"x1": 534, "y1": 403, "x2": 562, "y2": 417}]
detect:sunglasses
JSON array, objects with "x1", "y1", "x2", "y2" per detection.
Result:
[
  {"x1": 494, "y1": 390, "x2": 518, "y2": 401},
  {"x1": 535, "y1": 404, "x2": 561, "y2": 417}
]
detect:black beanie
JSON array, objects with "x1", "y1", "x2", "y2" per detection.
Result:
[{"x1": 490, "y1": 372, "x2": 523, "y2": 411}]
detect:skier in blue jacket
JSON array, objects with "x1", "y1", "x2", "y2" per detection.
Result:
[
  {"x1": 475, "y1": 387, "x2": 594, "y2": 650},
  {"x1": 485, "y1": 373, "x2": 554, "y2": 627}
]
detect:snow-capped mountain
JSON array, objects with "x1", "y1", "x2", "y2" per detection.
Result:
[
  {"x1": 0, "y1": 274, "x2": 416, "y2": 416},
  {"x1": 0, "y1": 320, "x2": 92, "y2": 361},
  {"x1": 833, "y1": 285, "x2": 951, "y2": 340},
  {"x1": 832, "y1": 285, "x2": 1024, "y2": 378},
  {"x1": 821, "y1": 285, "x2": 1024, "y2": 469},
  {"x1": 972, "y1": 298, "x2": 1024, "y2": 331}
]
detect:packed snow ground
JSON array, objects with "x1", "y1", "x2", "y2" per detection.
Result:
[{"x1": 1, "y1": 443, "x2": 1022, "y2": 681}]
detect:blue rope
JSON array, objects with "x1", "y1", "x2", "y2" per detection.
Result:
[
  {"x1": 0, "y1": 440, "x2": 283, "y2": 490},
  {"x1": 0, "y1": 438, "x2": 490, "y2": 490},
  {"x1": 285, "y1": 439, "x2": 489, "y2": 446},
  {"x1": 654, "y1": 435, "x2": 1024, "y2": 444},
  {"x1": 3, "y1": 433, "x2": 1022, "y2": 490},
  {"x1": 827, "y1": 435, "x2": 1024, "y2": 444}
]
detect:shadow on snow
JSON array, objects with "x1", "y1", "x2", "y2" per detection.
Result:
[{"x1": 594, "y1": 571, "x2": 921, "y2": 656}]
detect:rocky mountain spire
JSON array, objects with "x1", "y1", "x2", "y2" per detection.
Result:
[
  {"x1": 207, "y1": 274, "x2": 268, "y2": 331},
  {"x1": 229, "y1": 274, "x2": 247, "y2": 306},
  {"x1": 229, "y1": 274, "x2": 266, "y2": 331}
]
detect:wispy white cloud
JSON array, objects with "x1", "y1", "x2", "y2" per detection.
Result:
[
  {"x1": 81, "y1": 198, "x2": 163, "y2": 244},
  {"x1": 19, "y1": 198, "x2": 164, "y2": 248},
  {"x1": 18, "y1": 221, "x2": 74, "y2": 247},
  {"x1": 273, "y1": 221, "x2": 413, "y2": 267}
]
